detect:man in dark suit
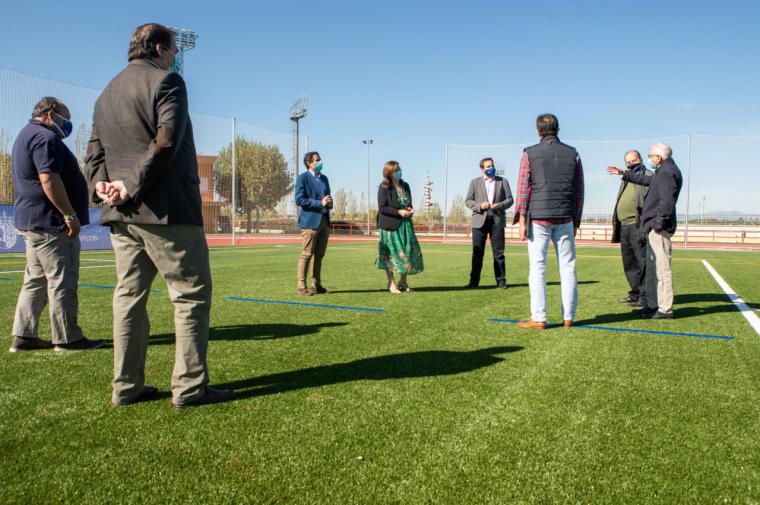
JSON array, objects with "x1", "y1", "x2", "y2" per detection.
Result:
[
  {"x1": 85, "y1": 23, "x2": 233, "y2": 407},
  {"x1": 609, "y1": 150, "x2": 652, "y2": 308},
  {"x1": 295, "y1": 151, "x2": 332, "y2": 296},
  {"x1": 464, "y1": 157, "x2": 514, "y2": 288}
]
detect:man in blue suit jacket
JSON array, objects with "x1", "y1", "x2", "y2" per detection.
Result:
[{"x1": 295, "y1": 151, "x2": 332, "y2": 296}]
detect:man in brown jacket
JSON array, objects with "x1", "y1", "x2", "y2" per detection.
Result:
[{"x1": 85, "y1": 23, "x2": 233, "y2": 408}]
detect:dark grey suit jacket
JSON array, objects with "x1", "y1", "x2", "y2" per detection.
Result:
[
  {"x1": 465, "y1": 176, "x2": 514, "y2": 229},
  {"x1": 85, "y1": 59, "x2": 203, "y2": 226}
]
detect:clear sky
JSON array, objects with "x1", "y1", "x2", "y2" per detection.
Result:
[{"x1": 1, "y1": 0, "x2": 759, "y2": 214}]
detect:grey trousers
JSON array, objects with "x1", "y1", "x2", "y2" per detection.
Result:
[
  {"x1": 110, "y1": 223, "x2": 212, "y2": 405},
  {"x1": 12, "y1": 230, "x2": 84, "y2": 345},
  {"x1": 646, "y1": 229, "x2": 674, "y2": 314}
]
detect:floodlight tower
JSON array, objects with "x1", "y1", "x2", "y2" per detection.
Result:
[
  {"x1": 423, "y1": 170, "x2": 433, "y2": 215},
  {"x1": 167, "y1": 27, "x2": 198, "y2": 75},
  {"x1": 362, "y1": 139, "x2": 373, "y2": 234},
  {"x1": 290, "y1": 95, "x2": 309, "y2": 179}
]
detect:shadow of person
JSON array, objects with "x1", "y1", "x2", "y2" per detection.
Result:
[
  {"x1": 215, "y1": 346, "x2": 524, "y2": 400},
  {"x1": 331, "y1": 281, "x2": 598, "y2": 294},
  {"x1": 147, "y1": 322, "x2": 348, "y2": 346},
  {"x1": 674, "y1": 293, "x2": 759, "y2": 309},
  {"x1": 574, "y1": 296, "x2": 747, "y2": 326}
]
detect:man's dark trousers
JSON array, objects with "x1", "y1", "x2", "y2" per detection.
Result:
[
  {"x1": 620, "y1": 223, "x2": 647, "y2": 303},
  {"x1": 470, "y1": 216, "x2": 505, "y2": 286}
]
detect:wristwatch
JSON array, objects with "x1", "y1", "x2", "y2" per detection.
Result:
[{"x1": 63, "y1": 214, "x2": 78, "y2": 223}]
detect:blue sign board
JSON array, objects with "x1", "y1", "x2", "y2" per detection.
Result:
[{"x1": 0, "y1": 206, "x2": 112, "y2": 253}]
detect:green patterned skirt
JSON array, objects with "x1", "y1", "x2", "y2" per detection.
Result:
[{"x1": 375, "y1": 218, "x2": 424, "y2": 275}]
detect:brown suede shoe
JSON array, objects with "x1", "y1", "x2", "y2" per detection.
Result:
[
  {"x1": 517, "y1": 319, "x2": 546, "y2": 330},
  {"x1": 298, "y1": 288, "x2": 312, "y2": 296},
  {"x1": 563, "y1": 320, "x2": 573, "y2": 328}
]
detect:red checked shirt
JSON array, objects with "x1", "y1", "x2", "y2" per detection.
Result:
[{"x1": 513, "y1": 150, "x2": 585, "y2": 227}]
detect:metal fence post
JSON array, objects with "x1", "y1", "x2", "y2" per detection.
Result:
[
  {"x1": 443, "y1": 144, "x2": 449, "y2": 243},
  {"x1": 231, "y1": 116, "x2": 237, "y2": 247},
  {"x1": 684, "y1": 132, "x2": 693, "y2": 247}
]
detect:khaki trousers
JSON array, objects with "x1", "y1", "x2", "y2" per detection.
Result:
[
  {"x1": 12, "y1": 230, "x2": 84, "y2": 345},
  {"x1": 646, "y1": 229, "x2": 674, "y2": 314},
  {"x1": 297, "y1": 216, "x2": 330, "y2": 290},
  {"x1": 110, "y1": 223, "x2": 211, "y2": 405}
]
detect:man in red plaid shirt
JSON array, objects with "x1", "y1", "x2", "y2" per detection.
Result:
[{"x1": 513, "y1": 114, "x2": 584, "y2": 329}]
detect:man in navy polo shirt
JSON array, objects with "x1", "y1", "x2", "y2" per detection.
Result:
[{"x1": 9, "y1": 97, "x2": 104, "y2": 352}]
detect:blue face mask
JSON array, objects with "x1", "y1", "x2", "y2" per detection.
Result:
[
  {"x1": 314, "y1": 162, "x2": 323, "y2": 173},
  {"x1": 393, "y1": 170, "x2": 402, "y2": 182},
  {"x1": 484, "y1": 167, "x2": 496, "y2": 178},
  {"x1": 645, "y1": 160, "x2": 656, "y2": 170},
  {"x1": 52, "y1": 113, "x2": 73, "y2": 139}
]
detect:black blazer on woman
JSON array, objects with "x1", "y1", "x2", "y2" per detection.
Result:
[{"x1": 377, "y1": 181, "x2": 413, "y2": 231}]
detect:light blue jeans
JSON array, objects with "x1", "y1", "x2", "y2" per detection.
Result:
[{"x1": 527, "y1": 221, "x2": 578, "y2": 322}]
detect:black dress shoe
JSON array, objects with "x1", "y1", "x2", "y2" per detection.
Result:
[
  {"x1": 311, "y1": 284, "x2": 328, "y2": 294},
  {"x1": 173, "y1": 387, "x2": 236, "y2": 409},
  {"x1": 112, "y1": 385, "x2": 159, "y2": 406},
  {"x1": 651, "y1": 311, "x2": 675, "y2": 320},
  {"x1": 465, "y1": 284, "x2": 478, "y2": 289},
  {"x1": 633, "y1": 306, "x2": 656, "y2": 315},
  {"x1": 497, "y1": 281, "x2": 508, "y2": 289},
  {"x1": 619, "y1": 296, "x2": 638, "y2": 303}
]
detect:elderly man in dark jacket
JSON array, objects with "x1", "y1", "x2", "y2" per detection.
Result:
[
  {"x1": 608, "y1": 143, "x2": 682, "y2": 319},
  {"x1": 609, "y1": 150, "x2": 652, "y2": 308},
  {"x1": 85, "y1": 23, "x2": 233, "y2": 407}
]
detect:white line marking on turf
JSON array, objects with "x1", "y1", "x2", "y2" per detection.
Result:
[
  {"x1": 0, "y1": 264, "x2": 116, "y2": 275},
  {"x1": 702, "y1": 260, "x2": 760, "y2": 337}
]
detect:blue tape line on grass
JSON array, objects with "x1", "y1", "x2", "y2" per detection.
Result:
[
  {"x1": 79, "y1": 283, "x2": 160, "y2": 293},
  {"x1": 226, "y1": 296, "x2": 384, "y2": 313},
  {"x1": 488, "y1": 318, "x2": 734, "y2": 341},
  {"x1": 0, "y1": 277, "x2": 12, "y2": 281}
]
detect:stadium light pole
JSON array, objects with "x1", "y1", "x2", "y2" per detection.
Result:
[
  {"x1": 290, "y1": 96, "x2": 308, "y2": 226},
  {"x1": 362, "y1": 139, "x2": 373, "y2": 235}
]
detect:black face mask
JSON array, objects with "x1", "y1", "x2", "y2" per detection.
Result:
[{"x1": 626, "y1": 162, "x2": 643, "y2": 171}]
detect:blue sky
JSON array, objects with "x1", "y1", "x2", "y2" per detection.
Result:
[{"x1": 2, "y1": 0, "x2": 759, "y2": 213}]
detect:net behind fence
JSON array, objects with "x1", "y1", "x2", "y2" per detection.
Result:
[
  {"x1": 444, "y1": 134, "x2": 760, "y2": 246},
  {"x1": 1, "y1": 66, "x2": 759, "y2": 250},
  {"x1": 0, "y1": 67, "x2": 299, "y2": 250}
]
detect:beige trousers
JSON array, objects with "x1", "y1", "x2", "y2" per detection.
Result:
[
  {"x1": 646, "y1": 229, "x2": 674, "y2": 314},
  {"x1": 110, "y1": 223, "x2": 212, "y2": 405},
  {"x1": 297, "y1": 216, "x2": 330, "y2": 290},
  {"x1": 12, "y1": 230, "x2": 84, "y2": 345}
]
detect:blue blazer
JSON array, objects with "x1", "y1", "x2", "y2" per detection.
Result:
[{"x1": 295, "y1": 171, "x2": 331, "y2": 229}]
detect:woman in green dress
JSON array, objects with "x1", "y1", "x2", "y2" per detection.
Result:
[{"x1": 376, "y1": 161, "x2": 424, "y2": 293}]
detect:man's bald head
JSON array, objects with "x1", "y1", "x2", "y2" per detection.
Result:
[{"x1": 624, "y1": 150, "x2": 642, "y2": 166}]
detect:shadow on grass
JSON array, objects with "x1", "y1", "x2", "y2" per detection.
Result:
[
  {"x1": 147, "y1": 322, "x2": 348, "y2": 345},
  {"x1": 215, "y1": 346, "x2": 524, "y2": 400},
  {"x1": 575, "y1": 292, "x2": 756, "y2": 325},
  {"x1": 331, "y1": 280, "x2": 598, "y2": 294}
]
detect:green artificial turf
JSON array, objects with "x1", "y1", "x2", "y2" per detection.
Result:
[{"x1": 1, "y1": 242, "x2": 759, "y2": 504}]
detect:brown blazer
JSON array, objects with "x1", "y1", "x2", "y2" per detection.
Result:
[{"x1": 85, "y1": 59, "x2": 203, "y2": 226}]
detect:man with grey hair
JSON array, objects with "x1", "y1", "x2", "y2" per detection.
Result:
[
  {"x1": 86, "y1": 23, "x2": 234, "y2": 407},
  {"x1": 608, "y1": 142, "x2": 682, "y2": 319},
  {"x1": 9, "y1": 97, "x2": 104, "y2": 352}
]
